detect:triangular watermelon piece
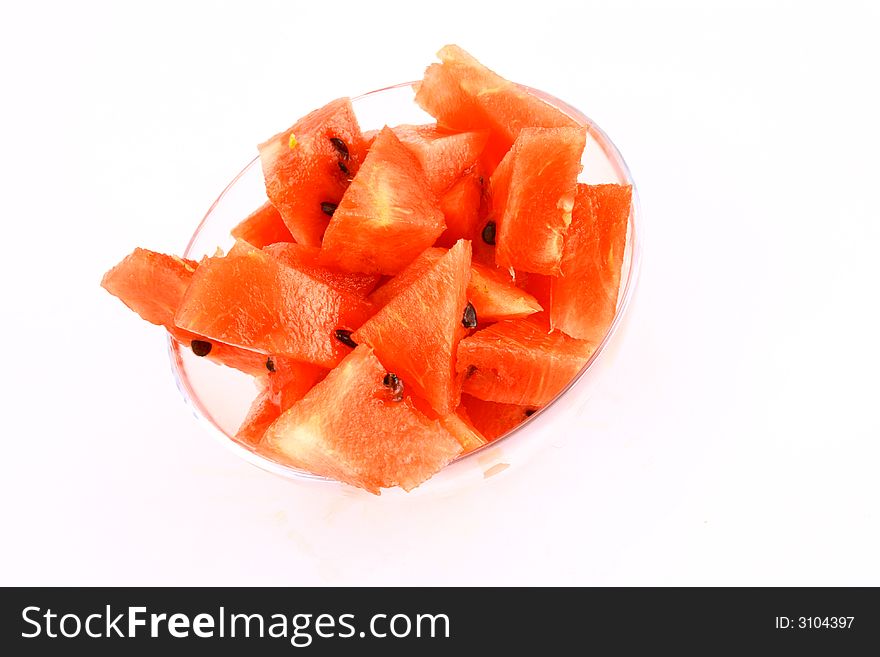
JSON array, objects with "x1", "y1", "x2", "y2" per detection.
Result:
[
  {"x1": 174, "y1": 247, "x2": 373, "y2": 368},
  {"x1": 236, "y1": 357, "x2": 327, "y2": 445},
  {"x1": 320, "y1": 127, "x2": 446, "y2": 275},
  {"x1": 513, "y1": 269, "x2": 553, "y2": 326},
  {"x1": 408, "y1": 393, "x2": 487, "y2": 454},
  {"x1": 392, "y1": 123, "x2": 488, "y2": 194},
  {"x1": 231, "y1": 201, "x2": 294, "y2": 249},
  {"x1": 490, "y1": 126, "x2": 586, "y2": 275},
  {"x1": 101, "y1": 247, "x2": 269, "y2": 375},
  {"x1": 436, "y1": 164, "x2": 486, "y2": 248},
  {"x1": 468, "y1": 261, "x2": 542, "y2": 322},
  {"x1": 415, "y1": 45, "x2": 582, "y2": 170},
  {"x1": 353, "y1": 239, "x2": 472, "y2": 415},
  {"x1": 263, "y1": 242, "x2": 381, "y2": 297},
  {"x1": 439, "y1": 408, "x2": 487, "y2": 453},
  {"x1": 457, "y1": 317, "x2": 596, "y2": 406},
  {"x1": 261, "y1": 345, "x2": 462, "y2": 494},
  {"x1": 259, "y1": 98, "x2": 367, "y2": 247},
  {"x1": 102, "y1": 248, "x2": 197, "y2": 328},
  {"x1": 460, "y1": 394, "x2": 538, "y2": 442},
  {"x1": 369, "y1": 245, "x2": 541, "y2": 323},
  {"x1": 551, "y1": 184, "x2": 632, "y2": 342}
]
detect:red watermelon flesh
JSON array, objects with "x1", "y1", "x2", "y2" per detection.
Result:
[
  {"x1": 513, "y1": 270, "x2": 553, "y2": 326},
  {"x1": 551, "y1": 184, "x2": 632, "y2": 342},
  {"x1": 469, "y1": 261, "x2": 542, "y2": 322},
  {"x1": 261, "y1": 345, "x2": 462, "y2": 494},
  {"x1": 362, "y1": 128, "x2": 379, "y2": 149},
  {"x1": 408, "y1": 393, "x2": 487, "y2": 454},
  {"x1": 457, "y1": 317, "x2": 596, "y2": 406},
  {"x1": 460, "y1": 394, "x2": 538, "y2": 442},
  {"x1": 366, "y1": 246, "x2": 445, "y2": 308},
  {"x1": 236, "y1": 391, "x2": 285, "y2": 447},
  {"x1": 236, "y1": 358, "x2": 327, "y2": 445},
  {"x1": 101, "y1": 248, "x2": 268, "y2": 375},
  {"x1": 263, "y1": 242, "x2": 381, "y2": 297},
  {"x1": 102, "y1": 248, "x2": 197, "y2": 328},
  {"x1": 437, "y1": 164, "x2": 485, "y2": 248},
  {"x1": 353, "y1": 240, "x2": 471, "y2": 416},
  {"x1": 471, "y1": 221, "x2": 500, "y2": 269},
  {"x1": 392, "y1": 123, "x2": 488, "y2": 194},
  {"x1": 491, "y1": 126, "x2": 586, "y2": 275},
  {"x1": 369, "y1": 246, "x2": 540, "y2": 323},
  {"x1": 168, "y1": 328, "x2": 268, "y2": 376},
  {"x1": 174, "y1": 247, "x2": 372, "y2": 368},
  {"x1": 415, "y1": 45, "x2": 582, "y2": 171},
  {"x1": 259, "y1": 98, "x2": 367, "y2": 247},
  {"x1": 320, "y1": 127, "x2": 446, "y2": 275},
  {"x1": 231, "y1": 201, "x2": 294, "y2": 249},
  {"x1": 440, "y1": 408, "x2": 488, "y2": 453}
]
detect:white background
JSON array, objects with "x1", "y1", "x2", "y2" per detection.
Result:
[{"x1": 1, "y1": 0, "x2": 878, "y2": 586}]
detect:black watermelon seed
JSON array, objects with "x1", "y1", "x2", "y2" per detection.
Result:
[
  {"x1": 479, "y1": 175, "x2": 485, "y2": 186},
  {"x1": 462, "y1": 302, "x2": 478, "y2": 329},
  {"x1": 465, "y1": 364, "x2": 477, "y2": 379},
  {"x1": 338, "y1": 160, "x2": 350, "y2": 176},
  {"x1": 266, "y1": 356, "x2": 275, "y2": 372},
  {"x1": 524, "y1": 409, "x2": 536, "y2": 417},
  {"x1": 330, "y1": 137, "x2": 349, "y2": 160},
  {"x1": 190, "y1": 340, "x2": 212, "y2": 357},
  {"x1": 334, "y1": 329, "x2": 357, "y2": 348},
  {"x1": 382, "y1": 372, "x2": 404, "y2": 402},
  {"x1": 321, "y1": 202, "x2": 338, "y2": 217},
  {"x1": 481, "y1": 220, "x2": 496, "y2": 245}
]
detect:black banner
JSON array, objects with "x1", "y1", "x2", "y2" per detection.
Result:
[{"x1": 1, "y1": 587, "x2": 877, "y2": 653}]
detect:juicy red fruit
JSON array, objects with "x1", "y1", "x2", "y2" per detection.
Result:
[
  {"x1": 550, "y1": 184, "x2": 632, "y2": 342},
  {"x1": 490, "y1": 126, "x2": 587, "y2": 275},
  {"x1": 261, "y1": 345, "x2": 462, "y2": 494},
  {"x1": 320, "y1": 127, "x2": 446, "y2": 275},
  {"x1": 353, "y1": 240, "x2": 472, "y2": 416},
  {"x1": 457, "y1": 317, "x2": 596, "y2": 406},
  {"x1": 174, "y1": 248, "x2": 373, "y2": 368},
  {"x1": 259, "y1": 98, "x2": 367, "y2": 247}
]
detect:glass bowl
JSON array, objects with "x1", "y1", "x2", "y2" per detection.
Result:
[{"x1": 168, "y1": 82, "x2": 642, "y2": 495}]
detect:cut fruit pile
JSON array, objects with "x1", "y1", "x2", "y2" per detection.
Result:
[{"x1": 101, "y1": 45, "x2": 633, "y2": 494}]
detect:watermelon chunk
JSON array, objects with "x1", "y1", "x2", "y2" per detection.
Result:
[
  {"x1": 263, "y1": 242, "x2": 381, "y2": 297},
  {"x1": 490, "y1": 126, "x2": 586, "y2": 275},
  {"x1": 415, "y1": 45, "x2": 582, "y2": 169},
  {"x1": 369, "y1": 246, "x2": 541, "y2": 323},
  {"x1": 101, "y1": 248, "x2": 268, "y2": 375},
  {"x1": 174, "y1": 247, "x2": 372, "y2": 368},
  {"x1": 440, "y1": 408, "x2": 488, "y2": 453},
  {"x1": 408, "y1": 393, "x2": 487, "y2": 454},
  {"x1": 457, "y1": 317, "x2": 596, "y2": 406},
  {"x1": 353, "y1": 240, "x2": 472, "y2": 415},
  {"x1": 262, "y1": 345, "x2": 462, "y2": 494},
  {"x1": 362, "y1": 128, "x2": 379, "y2": 149},
  {"x1": 236, "y1": 358, "x2": 327, "y2": 445},
  {"x1": 551, "y1": 184, "x2": 632, "y2": 342},
  {"x1": 437, "y1": 164, "x2": 485, "y2": 248},
  {"x1": 513, "y1": 270, "x2": 553, "y2": 325},
  {"x1": 102, "y1": 248, "x2": 197, "y2": 328},
  {"x1": 259, "y1": 98, "x2": 367, "y2": 247},
  {"x1": 320, "y1": 127, "x2": 446, "y2": 275},
  {"x1": 392, "y1": 123, "x2": 488, "y2": 194},
  {"x1": 231, "y1": 201, "x2": 294, "y2": 248},
  {"x1": 469, "y1": 261, "x2": 542, "y2": 322},
  {"x1": 460, "y1": 394, "x2": 538, "y2": 442}
]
